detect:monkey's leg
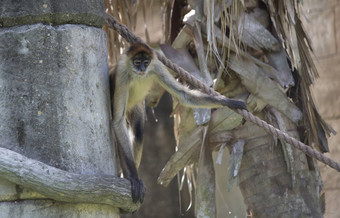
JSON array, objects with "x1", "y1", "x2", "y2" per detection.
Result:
[
  {"x1": 128, "y1": 104, "x2": 145, "y2": 169},
  {"x1": 113, "y1": 119, "x2": 146, "y2": 203}
]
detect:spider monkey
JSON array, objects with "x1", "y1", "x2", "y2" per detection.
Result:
[{"x1": 109, "y1": 43, "x2": 246, "y2": 204}]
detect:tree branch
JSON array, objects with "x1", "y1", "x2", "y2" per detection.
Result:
[{"x1": 0, "y1": 147, "x2": 139, "y2": 213}]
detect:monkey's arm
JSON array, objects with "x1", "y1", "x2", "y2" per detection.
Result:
[
  {"x1": 152, "y1": 59, "x2": 247, "y2": 110},
  {"x1": 110, "y1": 72, "x2": 145, "y2": 204}
]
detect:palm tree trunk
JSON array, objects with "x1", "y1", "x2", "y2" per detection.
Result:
[{"x1": 235, "y1": 112, "x2": 323, "y2": 218}]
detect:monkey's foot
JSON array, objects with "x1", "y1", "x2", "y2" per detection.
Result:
[{"x1": 130, "y1": 177, "x2": 146, "y2": 203}]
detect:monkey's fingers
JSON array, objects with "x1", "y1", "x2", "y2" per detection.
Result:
[
  {"x1": 130, "y1": 177, "x2": 146, "y2": 203},
  {"x1": 222, "y1": 98, "x2": 247, "y2": 110}
]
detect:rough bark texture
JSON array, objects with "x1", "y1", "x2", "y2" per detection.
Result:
[
  {"x1": 195, "y1": 147, "x2": 216, "y2": 218},
  {"x1": 0, "y1": 147, "x2": 138, "y2": 212},
  {"x1": 235, "y1": 113, "x2": 323, "y2": 218},
  {"x1": 0, "y1": 0, "x2": 105, "y2": 27},
  {"x1": 0, "y1": 0, "x2": 120, "y2": 217},
  {"x1": 0, "y1": 23, "x2": 112, "y2": 174}
]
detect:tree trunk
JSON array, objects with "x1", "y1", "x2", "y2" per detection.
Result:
[
  {"x1": 235, "y1": 112, "x2": 323, "y2": 218},
  {"x1": 0, "y1": 0, "x2": 119, "y2": 217}
]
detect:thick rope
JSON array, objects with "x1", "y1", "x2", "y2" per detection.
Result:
[{"x1": 105, "y1": 13, "x2": 340, "y2": 172}]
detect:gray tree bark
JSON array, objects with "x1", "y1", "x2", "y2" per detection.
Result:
[
  {"x1": 235, "y1": 112, "x2": 323, "y2": 218},
  {"x1": 0, "y1": 0, "x2": 120, "y2": 217}
]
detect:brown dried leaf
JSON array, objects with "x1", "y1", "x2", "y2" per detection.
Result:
[
  {"x1": 158, "y1": 126, "x2": 203, "y2": 187},
  {"x1": 158, "y1": 107, "x2": 241, "y2": 186},
  {"x1": 172, "y1": 25, "x2": 193, "y2": 49},
  {"x1": 237, "y1": 13, "x2": 280, "y2": 51},
  {"x1": 230, "y1": 55, "x2": 302, "y2": 123},
  {"x1": 160, "y1": 44, "x2": 205, "y2": 82},
  {"x1": 266, "y1": 45, "x2": 295, "y2": 88},
  {"x1": 227, "y1": 140, "x2": 245, "y2": 191}
]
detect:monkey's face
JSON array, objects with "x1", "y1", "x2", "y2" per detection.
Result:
[{"x1": 131, "y1": 52, "x2": 151, "y2": 76}]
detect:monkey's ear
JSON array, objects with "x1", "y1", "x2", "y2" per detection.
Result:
[{"x1": 127, "y1": 43, "x2": 154, "y2": 58}]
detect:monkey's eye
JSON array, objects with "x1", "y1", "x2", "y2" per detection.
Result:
[
  {"x1": 133, "y1": 60, "x2": 141, "y2": 66},
  {"x1": 144, "y1": 60, "x2": 150, "y2": 66}
]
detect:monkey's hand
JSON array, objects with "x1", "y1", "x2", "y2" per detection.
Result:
[
  {"x1": 129, "y1": 177, "x2": 146, "y2": 203},
  {"x1": 221, "y1": 97, "x2": 247, "y2": 110}
]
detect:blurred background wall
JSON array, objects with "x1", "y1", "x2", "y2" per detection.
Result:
[{"x1": 301, "y1": 1, "x2": 340, "y2": 217}]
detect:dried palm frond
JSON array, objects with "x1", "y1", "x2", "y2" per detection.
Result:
[
  {"x1": 105, "y1": 0, "x2": 332, "y2": 216},
  {"x1": 263, "y1": 0, "x2": 336, "y2": 152},
  {"x1": 158, "y1": 0, "x2": 332, "y2": 216}
]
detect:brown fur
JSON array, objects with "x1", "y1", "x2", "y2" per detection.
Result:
[{"x1": 127, "y1": 42, "x2": 154, "y2": 58}]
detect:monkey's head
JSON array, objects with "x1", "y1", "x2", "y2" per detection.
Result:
[{"x1": 127, "y1": 43, "x2": 154, "y2": 76}]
